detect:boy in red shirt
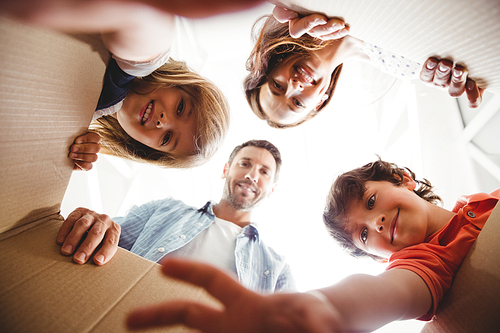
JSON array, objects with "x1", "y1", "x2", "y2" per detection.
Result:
[{"x1": 126, "y1": 159, "x2": 499, "y2": 332}]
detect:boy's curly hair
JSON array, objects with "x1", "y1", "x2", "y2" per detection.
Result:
[{"x1": 323, "y1": 158, "x2": 442, "y2": 261}]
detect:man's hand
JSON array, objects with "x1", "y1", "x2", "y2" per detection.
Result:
[
  {"x1": 272, "y1": 5, "x2": 349, "y2": 40},
  {"x1": 127, "y1": 258, "x2": 342, "y2": 332},
  {"x1": 57, "y1": 207, "x2": 120, "y2": 265},
  {"x1": 69, "y1": 132, "x2": 101, "y2": 171},
  {"x1": 420, "y1": 57, "x2": 484, "y2": 109}
]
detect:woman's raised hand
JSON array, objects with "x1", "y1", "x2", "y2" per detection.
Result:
[
  {"x1": 272, "y1": 5, "x2": 349, "y2": 40},
  {"x1": 420, "y1": 57, "x2": 484, "y2": 109}
]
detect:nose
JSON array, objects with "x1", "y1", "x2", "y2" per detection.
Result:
[
  {"x1": 245, "y1": 167, "x2": 259, "y2": 183},
  {"x1": 156, "y1": 111, "x2": 168, "y2": 128},
  {"x1": 289, "y1": 77, "x2": 304, "y2": 92},
  {"x1": 374, "y1": 215, "x2": 386, "y2": 233}
]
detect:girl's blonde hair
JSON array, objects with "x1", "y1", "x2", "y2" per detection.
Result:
[
  {"x1": 90, "y1": 59, "x2": 230, "y2": 168},
  {"x1": 244, "y1": 15, "x2": 343, "y2": 129}
]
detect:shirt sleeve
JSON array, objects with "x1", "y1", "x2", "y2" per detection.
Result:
[
  {"x1": 361, "y1": 41, "x2": 421, "y2": 80},
  {"x1": 275, "y1": 262, "x2": 297, "y2": 292},
  {"x1": 113, "y1": 50, "x2": 170, "y2": 77},
  {"x1": 115, "y1": 201, "x2": 159, "y2": 251}
]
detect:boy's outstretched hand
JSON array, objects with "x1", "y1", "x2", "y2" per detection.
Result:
[
  {"x1": 420, "y1": 57, "x2": 484, "y2": 109},
  {"x1": 69, "y1": 132, "x2": 101, "y2": 171},
  {"x1": 57, "y1": 207, "x2": 121, "y2": 265},
  {"x1": 127, "y1": 258, "x2": 342, "y2": 333}
]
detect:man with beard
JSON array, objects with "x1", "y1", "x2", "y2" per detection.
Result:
[{"x1": 57, "y1": 140, "x2": 295, "y2": 293}]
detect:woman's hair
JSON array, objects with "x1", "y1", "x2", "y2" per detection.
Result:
[
  {"x1": 90, "y1": 59, "x2": 230, "y2": 168},
  {"x1": 244, "y1": 15, "x2": 343, "y2": 129},
  {"x1": 323, "y1": 158, "x2": 442, "y2": 261}
]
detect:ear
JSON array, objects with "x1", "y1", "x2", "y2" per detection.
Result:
[
  {"x1": 315, "y1": 94, "x2": 329, "y2": 110},
  {"x1": 267, "y1": 182, "x2": 277, "y2": 197},
  {"x1": 222, "y1": 162, "x2": 229, "y2": 179},
  {"x1": 401, "y1": 172, "x2": 417, "y2": 191}
]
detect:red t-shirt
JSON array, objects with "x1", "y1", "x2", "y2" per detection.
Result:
[{"x1": 386, "y1": 189, "x2": 500, "y2": 320}]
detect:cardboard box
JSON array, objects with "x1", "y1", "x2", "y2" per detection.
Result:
[
  {"x1": 0, "y1": 17, "x2": 218, "y2": 333},
  {"x1": 1, "y1": 0, "x2": 499, "y2": 331}
]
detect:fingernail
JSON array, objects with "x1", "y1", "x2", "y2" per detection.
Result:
[
  {"x1": 95, "y1": 254, "x2": 105, "y2": 264},
  {"x1": 70, "y1": 153, "x2": 77, "y2": 158},
  {"x1": 426, "y1": 61, "x2": 437, "y2": 69},
  {"x1": 453, "y1": 68, "x2": 463, "y2": 77},
  {"x1": 62, "y1": 245, "x2": 73, "y2": 254},
  {"x1": 438, "y1": 63, "x2": 450, "y2": 72},
  {"x1": 75, "y1": 252, "x2": 86, "y2": 262},
  {"x1": 75, "y1": 139, "x2": 83, "y2": 144},
  {"x1": 466, "y1": 80, "x2": 475, "y2": 90},
  {"x1": 71, "y1": 146, "x2": 79, "y2": 152},
  {"x1": 315, "y1": 18, "x2": 327, "y2": 24}
]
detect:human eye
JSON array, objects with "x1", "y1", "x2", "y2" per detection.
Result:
[
  {"x1": 360, "y1": 228, "x2": 368, "y2": 243},
  {"x1": 292, "y1": 98, "x2": 304, "y2": 108},
  {"x1": 367, "y1": 195, "x2": 375, "y2": 210},
  {"x1": 176, "y1": 98, "x2": 185, "y2": 115},
  {"x1": 272, "y1": 80, "x2": 285, "y2": 92},
  {"x1": 161, "y1": 131, "x2": 172, "y2": 146}
]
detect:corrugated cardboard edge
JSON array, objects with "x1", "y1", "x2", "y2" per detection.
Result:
[{"x1": 421, "y1": 201, "x2": 500, "y2": 333}]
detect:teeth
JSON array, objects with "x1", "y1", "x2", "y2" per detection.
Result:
[
  {"x1": 296, "y1": 66, "x2": 314, "y2": 83},
  {"x1": 142, "y1": 102, "x2": 153, "y2": 123}
]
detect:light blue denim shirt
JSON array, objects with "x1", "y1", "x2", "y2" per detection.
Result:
[{"x1": 115, "y1": 198, "x2": 296, "y2": 293}]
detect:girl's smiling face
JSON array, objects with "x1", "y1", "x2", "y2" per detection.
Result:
[
  {"x1": 117, "y1": 86, "x2": 197, "y2": 157},
  {"x1": 259, "y1": 53, "x2": 333, "y2": 125},
  {"x1": 343, "y1": 176, "x2": 431, "y2": 259}
]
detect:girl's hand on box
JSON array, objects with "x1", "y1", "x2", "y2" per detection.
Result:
[
  {"x1": 57, "y1": 207, "x2": 121, "y2": 265},
  {"x1": 69, "y1": 132, "x2": 101, "y2": 171},
  {"x1": 420, "y1": 57, "x2": 484, "y2": 109},
  {"x1": 272, "y1": 5, "x2": 349, "y2": 40}
]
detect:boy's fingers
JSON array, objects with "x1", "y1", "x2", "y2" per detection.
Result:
[
  {"x1": 161, "y1": 258, "x2": 257, "y2": 307},
  {"x1": 127, "y1": 301, "x2": 223, "y2": 331},
  {"x1": 272, "y1": 5, "x2": 298, "y2": 23},
  {"x1": 289, "y1": 14, "x2": 328, "y2": 38},
  {"x1": 432, "y1": 59, "x2": 453, "y2": 88},
  {"x1": 448, "y1": 65, "x2": 467, "y2": 97}
]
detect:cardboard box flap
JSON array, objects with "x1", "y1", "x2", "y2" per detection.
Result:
[
  {"x1": 0, "y1": 18, "x2": 106, "y2": 234},
  {"x1": 274, "y1": 0, "x2": 500, "y2": 94},
  {"x1": 0, "y1": 219, "x2": 218, "y2": 333},
  {"x1": 421, "y1": 200, "x2": 500, "y2": 332}
]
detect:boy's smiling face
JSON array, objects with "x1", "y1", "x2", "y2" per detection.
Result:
[{"x1": 344, "y1": 175, "x2": 431, "y2": 259}]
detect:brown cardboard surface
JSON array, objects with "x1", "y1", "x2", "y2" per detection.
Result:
[
  {"x1": 0, "y1": 17, "x2": 107, "y2": 234},
  {"x1": 0, "y1": 17, "x2": 218, "y2": 333},
  {"x1": 273, "y1": 0, "x2": 500, "y2": 94},
  {"x1": 0, "y1": 218, "x2": 218, "y2": 333},
  {"x1": 421, "y1": 201, "x2": 500, "y2": 333}
]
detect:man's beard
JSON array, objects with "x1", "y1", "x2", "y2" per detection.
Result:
[{"x1": 222, "y1": 177, "x2": 266, "y2": 211}]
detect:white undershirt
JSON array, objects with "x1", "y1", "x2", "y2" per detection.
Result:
[{"x1": 168, "y1": 217, "x2": 242, "y2": 274}]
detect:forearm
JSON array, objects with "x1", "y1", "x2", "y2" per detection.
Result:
[
  {"x1": 318, "y1": 269, "x2": 431, "y2": 331},
  {"x1": 1, "y1": 0, "x2": 175, "y2": 62}
]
